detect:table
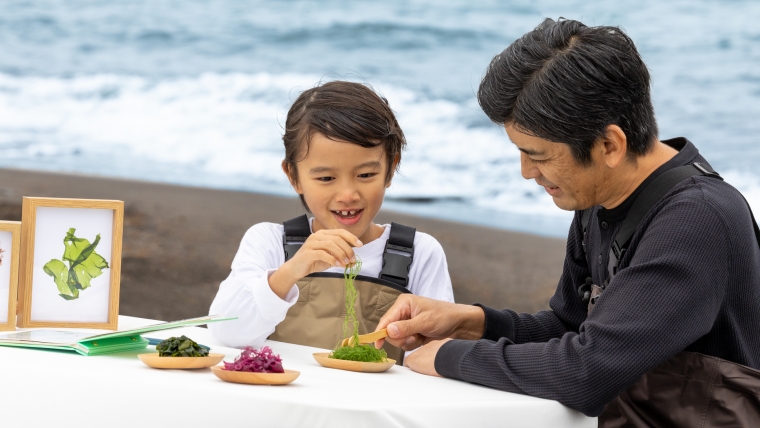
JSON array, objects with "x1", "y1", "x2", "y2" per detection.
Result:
[{"x1": 0, "y1": 316, "x2": 596, "y2": 428}]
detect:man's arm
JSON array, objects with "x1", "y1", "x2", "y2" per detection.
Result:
[{"x1": 433, "y1": 196, "x2": 728, "y2": 416}]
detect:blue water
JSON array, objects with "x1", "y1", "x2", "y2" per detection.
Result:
[{"x1": 1, "y1": 0, "x2": 759, "y2": 237}]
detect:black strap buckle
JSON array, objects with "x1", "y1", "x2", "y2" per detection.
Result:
[
  {"x1": 379, "y1": 242, "x2": 414, "y2": 287},
  {"x1": 283, "y1": 234, "x2": 308, "y2": 262}
]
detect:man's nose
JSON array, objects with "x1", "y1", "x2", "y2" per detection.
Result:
[{"x1": 520, "y1": 152, "x2": 541, "y2": 180}]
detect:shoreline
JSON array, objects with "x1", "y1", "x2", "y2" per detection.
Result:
[{"x1": 0, "y1": 168, "x2": 567, "y2": 321}]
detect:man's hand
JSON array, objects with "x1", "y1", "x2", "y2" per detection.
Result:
[
  {"x1": 403, "y1": 338, "x2": 452, "y2": 377},
  {"x1": 374, "y1": 294, "x2": 485, "y2": 351}
]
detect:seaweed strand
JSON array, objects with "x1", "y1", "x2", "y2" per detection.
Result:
[{"x1": 330, "y1": 257, "x2": 388, "y2": 363}]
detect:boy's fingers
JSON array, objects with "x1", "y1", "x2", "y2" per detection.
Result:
[
  {"x1": 324, "y1": 234, "x2": 356, "y2": 262},
  {"x1": 310, "y1": 241, "x2": 350, "y2": 266},
  {"x1": 321, "y1": 229, "x2": 363, "y2": 247},
  {"x1": 309, "y1": 250, "x2": 342, "y2": 270}
]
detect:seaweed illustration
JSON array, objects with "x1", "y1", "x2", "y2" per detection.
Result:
[
  {"x1": 0, "y1": 241, "x2": 4, "y2": 266},
  {"x1": 43, "y1": 228, "x2": 109, "y2": 300}
]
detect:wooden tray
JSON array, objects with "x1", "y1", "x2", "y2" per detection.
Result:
[
  {"x1": 138, "y1": 353, "x2": 225, "y2": 369},
  {"x1": 313, "y1": 352, "x2": 395, "y2": 373},
  {"x1": 210, "y1": 366, "x2": 300, "y2": 385}
]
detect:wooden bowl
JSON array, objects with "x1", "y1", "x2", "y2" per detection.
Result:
[
  {"x1": 313, "y1": 352, "x2": 395, "y2": 373},
  {"x1": 138, "y1": 353, "x2": 225, "y2": 369},
  {"x1": 210, "y1": 366, "x2": 300, "y2": 385}
]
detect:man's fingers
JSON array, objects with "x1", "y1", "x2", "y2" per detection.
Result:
[
  {"x1": 387, "y1": 318, "x2": 419, "y2": 339},
  {"x1": 376, "y1": 295, "x2": 413, "y2": 332},
  {"x1": 401, "y1": 334, "x2": 424, "y2": 351}
]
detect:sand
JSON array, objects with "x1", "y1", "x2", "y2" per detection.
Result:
[{"x1": 0, "y1": 168, "x2": 567, "y2": 321}]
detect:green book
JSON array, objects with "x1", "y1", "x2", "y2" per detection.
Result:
[{"x1": 0, "y1": 314, "x2": 235, "y2": 356}]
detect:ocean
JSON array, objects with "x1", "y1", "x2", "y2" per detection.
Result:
[{"x1": 1, "y1": 0, "x2": 758, "y2": 237}]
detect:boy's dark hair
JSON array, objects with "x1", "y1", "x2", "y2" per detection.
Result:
[
  {"x1": 478, "y1": 18, "x2": 658, "y2": 165},
  {"x1": 283, "y1": 81, "x2": 406, "y2": 211}
]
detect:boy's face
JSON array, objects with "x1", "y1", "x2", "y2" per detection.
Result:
[
  {"x1": 288, "y1": 132, "x2": 392, "y2": 243},
  {"x1": 506, "y1": 123, "x2": 606, "y2": 211}
]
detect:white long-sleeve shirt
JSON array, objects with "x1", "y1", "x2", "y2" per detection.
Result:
[{"x1": 208, "y1": 221, "x2": 455, "y2": 349}]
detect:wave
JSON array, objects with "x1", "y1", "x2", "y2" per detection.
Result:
[{"x1": 1, "y1": 71, "x2": 759, "y2": 237}]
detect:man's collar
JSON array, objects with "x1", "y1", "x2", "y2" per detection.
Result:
[{"x1": 598, "y1": 138, "x2": 700, "y2": 221}]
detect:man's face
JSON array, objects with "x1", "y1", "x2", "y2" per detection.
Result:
[{"x1": 505, "y1": 123, "x2": 605, "y2": 211}]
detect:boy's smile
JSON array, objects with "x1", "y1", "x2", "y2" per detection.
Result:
[
  {"x1": 332, "y1": 209, "x2": 363, "y2": 225},
  {"x1": 287, "y1": 132, "x2": 392, "y2": 244}
]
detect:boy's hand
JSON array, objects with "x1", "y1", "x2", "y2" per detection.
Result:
[{"x1": 268, "y1": 229, "x2": 362, "y2": 299}]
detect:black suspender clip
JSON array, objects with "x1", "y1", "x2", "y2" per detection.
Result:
[
  {"x1": 380, "y1": 242, "x2": 414, "y2": 287},
  {"x1": 379, "y1": 222, "x2": 417, "y2": 288},
  {"x1": 283, "y1": 215, "x2": 312, "y2": 262},
  {"x1": 283, "y1": 234, "x2": 307, "y2": 262}
]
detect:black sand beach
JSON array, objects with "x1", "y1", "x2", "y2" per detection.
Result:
[{"x1": 0, "y1": 168, "x2": 567, "y2": 321}]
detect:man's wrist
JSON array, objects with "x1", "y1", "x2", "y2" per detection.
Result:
[
  {"x1": 455, "y1": 304, "x2": 485, "y2": 340},
  {"x1": 434, "y1": 339, "x2": 475, "y2": 380}
]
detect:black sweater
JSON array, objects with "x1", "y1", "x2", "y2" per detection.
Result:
[{"x1": 435, "y1": 138, "x2": 760, "y2": 416}]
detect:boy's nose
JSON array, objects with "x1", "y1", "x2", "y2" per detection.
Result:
[{"x1": 335, "y1": 184, "x2": 361, "y2": 203}]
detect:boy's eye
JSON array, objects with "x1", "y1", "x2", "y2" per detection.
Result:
[
  {"x1": 317, "y1": 176, "x2": 335, "y2": 182},
  {"x1": 358, "y1": 173, "x2": 377, "y2": 179}
]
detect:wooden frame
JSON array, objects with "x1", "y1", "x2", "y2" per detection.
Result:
[
  {"x1": 17, "y1": 197, "x2": 123, "y2": 329},
  {"x1": 0, "y1": 221, "x2": 21, "y2": 331}
]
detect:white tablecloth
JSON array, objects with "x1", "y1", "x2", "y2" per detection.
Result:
[{"x1": 0, "y1": 316, "x2": 596, "y2": 428}]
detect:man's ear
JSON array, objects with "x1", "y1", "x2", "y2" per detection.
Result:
[
  {"x1": 600, "y1": 125, "x2": 628, "y2": 169},
  {"x1": 282, "y1": 161, "x2": 303, "y2": 194},
  {"x1": 385, "y1": 153, "x2": 401, "y2": 188}
]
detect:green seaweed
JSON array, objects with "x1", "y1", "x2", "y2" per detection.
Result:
[
  {"x1": 42, "y1": 228, "x2": 109, "y2": 300},
  {"x1": 331, "y1": 343, "x2": 387, "y2": 362},
  {"x1": 156, "y1": 335, "x2": 210, "y2": 357},
  {"x1": 329, "y1": 257, "x2": 388, "y2": 363}
]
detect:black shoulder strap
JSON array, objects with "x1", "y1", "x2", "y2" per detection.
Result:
[
  {"x1": 581, "y1": 208, "x2": 593, "y2": 254},
  {"x1": 606, "y1": 162, "x2": 722, "y2": 282},
  {"x1": 379, "y1": 222, "x2": 416, "y2": 288},
  {"x1": 283, "y1": 215, "x2": 311, "y2": 262}
]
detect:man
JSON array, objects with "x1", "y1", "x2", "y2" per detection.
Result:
[{"x1": 375, "y1": 18, "x2": 760, "y2": 426}]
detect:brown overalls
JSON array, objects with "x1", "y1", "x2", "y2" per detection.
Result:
[
  {"x1": 268, "y1": 215, "x2": 415, "y2": 364},
  {"x1": 581, "y1": 164, "x2": 760, "y2": 427},
  {"x1": 587, "y1": 287, "x2": 760, "y2": 427}
]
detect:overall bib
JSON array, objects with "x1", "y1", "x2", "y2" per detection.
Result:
[
  {"x1": 268, "y1": 215, "x2": 413, "y2": 364},
  {"x1": 579, "y1": 164, "x2": 760, "y2": 427}
]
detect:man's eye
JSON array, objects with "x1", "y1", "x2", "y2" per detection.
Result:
[{"x1": 531, "y1": 158, "x2": 547, "y2": 164}]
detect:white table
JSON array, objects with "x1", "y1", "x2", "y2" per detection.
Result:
[{"x1": 0, "y1": 316, "x2": 595, "y2": 428}]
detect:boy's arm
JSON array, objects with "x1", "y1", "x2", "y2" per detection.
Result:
[{"x1": 208, "y1": 223, "x2": 297, "y2": 348}]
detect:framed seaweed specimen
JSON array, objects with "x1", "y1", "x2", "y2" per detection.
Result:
[
  {"x1": 17, "y1": 197, "x2": 124, "y2": 329},
  {"x1": 0, "y1": 221, "x2": 21, "y2": 331}
]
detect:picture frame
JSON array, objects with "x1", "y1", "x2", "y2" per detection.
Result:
[
  {"x1": 0, "y1": 221, "x2": 21, "y2": 331},
  {"x1": 17, "y1": 197, "x2": 124, "y2": 329}
]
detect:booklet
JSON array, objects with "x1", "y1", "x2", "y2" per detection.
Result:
[{"x1": 0, "y1": 314, "x2": 235, "y2": 356}]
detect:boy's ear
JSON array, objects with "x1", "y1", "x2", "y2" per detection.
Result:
[
  {"x1": 385, "y1": 153, "x2": 401, "y2": 188},
  {"x1": 282, "y1": 161, "x2": 303, "y2": 194}
]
